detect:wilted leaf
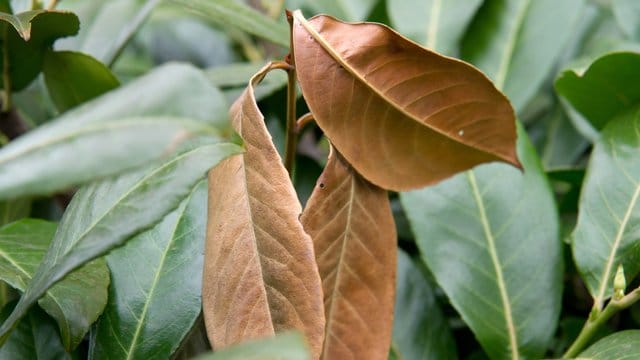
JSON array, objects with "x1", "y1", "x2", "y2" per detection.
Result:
[
  {"x1": 0, "y1": 143, "x2": 242, "y2": 345},
  {"x1": 393, "y1": 250, "x2": 457, "y2": 360},
  {"x1": 0, "y1": 302, "x2": 69, "y2": 360},
  {"x1": 572, "y1": 107, "x2": 640, "y2": 310},
  {"x1": 203, "y1": 63, "x2": 324, "y2": 357},
  {"x1": 461, "y1": 0, "x2": 584, "y2": 112},
  {"x1": 91, "y1": 182, "x2": 208, "y2": 359},
  {"x1": 0, "y1": 219, "x2": 109, "y2": 350},
  {"x1": 401, "y1": 125, "x2": 562, "y2": 359},
  {"x1": 43, "y1": 50, "x2": 120, "y2": 112},
  {"x1": 300, "y1": 148, "x2": 396, "y2": 359},
  {"x1": 0, "y1": 10, "x2": 79, "y2": 90},
  {"x1": 555, "y1": 52, "x2": 640, "y2": 131},
  {"x1": 291, "y1": 10, "x2": 520, "y2": 191},
  {"x1": 0, "y1": 63, "x2": 229, "y2": 199},
  {"x1": 194, "y1": 332, "x2": 311, "y2": 360},
  {"x1": 579, "y1": 330, "x2": 640, "y2": 359},
  {"x1": 387, "y1": 0, "x2": 482, "y2": 56}
]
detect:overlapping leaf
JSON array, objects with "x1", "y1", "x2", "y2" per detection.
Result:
[
  {"x1": 0, "y1": 142, "x2": 241, "y2": 345},
  {"x1": 194, "y1": 332, "x2": 310, "y2": 360},
  {"x1": 572, "y1": 107, "x2": 640, "y2": 310},
  {"x1": 291, "y1": 10, "x2": 520, "y2": 191},
  {"x1": 579, "y1": 330, "x2": 640, "y2": 359},
  {"x1": 43, "y1": 50, "x2": 120, "y2": 112},
  {"x1": 202, "y1": 63, "x2": 324, "y2": 357},
  {"x1": 91, "y1": 182, "x2": 208, "y2": 359},
  {"x1": 387, "y1": 0, "x2": 482, "y2": 56},
  {"x1": 300, "y1": 148, "x2": 396, "y2": 359},
  {"x1": 461, "y1": 0, "x2": 584, "y2": 111},
  {"x1": 0, "y1": 219, "x2": 109, "y2": 350},
  {"x1": 0, "y1": 63, "x2": 229, "y2": 199},
  {"x1": 401, "y1": 125, "x2": 562, "y2": 359},
  {"x1": 555, "y1": 52, "x2": 640, "y2": 131}
]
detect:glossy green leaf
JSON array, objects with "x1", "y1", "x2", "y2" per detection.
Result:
[
  {"x1": 0, "y1": 198, "x2": 30, "y2": 226},
  {"x1": 194, "y1": 332, "x2": 310, "y2": 360},
  {"x1": 387, "y1": 0, "x2": 482, "y2": 56},
  {"x1": 91, "y1": 182, "x2": 208, "y2": 359},
  {"x1": 0, "y1": 63, "x2": 229, "y2": 200},
  {"x1": 393, "y1": 250, "x2": 457, "y2": 360},
  {"x1": 540, "y1": 106, "x2": 589, "y2": 169},
  {"x1": 43, "y1": 51, "x2": 120, "y2": 112},
  {"x1": 0, "y1": 142, "x2": 242, "y2": 345},
  {"x1": 401, "y1": 125, "x2": 562, "y2": 359},
  {"x1": 58, "y1": 0, "x2": 160, "y2": 66},
  {"x1": 572, "y1": 107, "x2": 640, "y2": 311},
  {"x1": 555, "y1": 52, "x2": 640, "y2": 131},
  {"x1": 0, "y1": 219, "x2": 109, "y2": 350},
  {"x1": 169, "y1": 0, "x2": 288, "y2": 47},
  {"x1": 0, "y1": 302, "x2": 69, "y2": 360},
  {"x1": 461, "y1": 0, "x2": 584, "y2": 112},
  {"x1": 579, "y1": 330, "x2": 640, "y2": 359},
  {"x1": 613, "y1": 0, "x2": 640, "y2": 40},
  {"x1": 0, "y1": 10, "x2": 79, "y2": 90}
]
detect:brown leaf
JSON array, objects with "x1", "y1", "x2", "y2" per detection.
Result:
[
  {"x1": 291, "y1": 10, "x2": 521, "y2": 191},
  {"x1": 301, "y1": 147, "x2": 396, "y2": 359},
  {"x1": 203, "y1": 63, "x2": 325, "y2": 357}
]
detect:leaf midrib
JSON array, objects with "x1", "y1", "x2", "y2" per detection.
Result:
[
  {"x1": 467, "y1": 172, "x2": 519, "y2": 360},
  {"x1": 594, "y1": 184, "x2": 640, "y2": 309}
]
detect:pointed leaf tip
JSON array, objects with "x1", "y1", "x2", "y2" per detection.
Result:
[{"x1": 291, "y1": 10, "x2": 520, "y2": 191}]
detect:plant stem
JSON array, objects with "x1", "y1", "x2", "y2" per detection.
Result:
[
  {"x1": 564, "y1": 286, "x2": 640, "y2": 357},
  {"x1": 2, "y1": 25, "x2": 11, "y2": 113},
  {"x1": 283, "y1": 61, "x2": 297, "y2": 176}
]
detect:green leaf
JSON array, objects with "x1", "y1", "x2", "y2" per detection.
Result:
[
  {"x1": 0, "y1": 219, "x2": 109, "y2": 350},
  {"x1": 393, "y1": 250, "x2": 457, "y2": 360},
  {"x1": 0, "y1": 198, "x2": 30, "y2": 226},
  {"x1": 194, "y1": 332, "x2": 311, "y2": 360},
  {"x1": 305, "y1": 0, "x2": 377, "y2": 22},
  {"x1": 400, "y1": 125, "x2": 562, "y2": 359},
  {"x1": 0, "y1": 302, "x2": 70, "y2": 360},
  {"x1": 0, "y1": 142, "x2": 242, "y2": 346},
  {"x1": 206, "y1": 62, "x2": 288, "y2": 103},
  {"x1": 0, "y1": 10, "x2": 79, "y2": 90},
  {"x1": 59, "y1": 0, "x2": 160, "y2": 66},
  {"x1": 387, "y1": 0, "x2": 482, "y2": 56},
  {"x1": 579, "y1": 330, "x2": 640, "y2": 359},
  {"x1": 613, "y1": 0, "x2": 640, "y2": 40},
  {"x1": 91, "y1": 182, "x2": 208, "y2": 359},
  {"x1": 572, "y1": 107, "x2": 640, "y2": 311},
  {"x1": 461, "y1": 0, "x2": 585, "y2": 112},
  {"x1": 170, "y1": 0, "x2": 288, "y2": 47},
  {"x1": 555, "y1": 52, "x2": 640, "y2": 131},
  {"x1": 0, "y1": 63, "x2": 229, "y2": 200},
  {"x1": 43, "y1": 50, "x2": 120, "y2": 112}
]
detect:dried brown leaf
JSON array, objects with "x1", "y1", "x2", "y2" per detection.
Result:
[
  {"x1": 291, "y1": 10, "x2": 521, "y2": 191},
  {"x1": 301, "y1": 148, "x2": 396, "y2": 360},
  {"x1": 203, "y1": 63, "x2": 325, "y2": 357}
]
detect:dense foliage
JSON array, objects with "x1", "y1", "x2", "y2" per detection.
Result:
[{"x1": 0, "y1": 0, "x2": 639, "y2": 359}]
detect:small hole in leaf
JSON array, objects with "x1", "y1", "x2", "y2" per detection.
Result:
[{"x1": 319, "y1": 183, "x2": 325, "y2": 189}]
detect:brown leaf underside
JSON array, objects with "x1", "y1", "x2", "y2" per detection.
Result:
[
  {"x1": 292, "y1": 11, "x2": 520, "y2": 191},
  {"x1": 203, "y1": 64, "x2": 325, "y2": 358},
  {"x1": 301, "y1": 149, "x2": 396, "y2": 360}
]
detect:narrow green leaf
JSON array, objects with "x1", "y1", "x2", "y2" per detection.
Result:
[
  {"x1": 43, "y1": 50, "x2": 120, "y2": 112},
  {"x1": 579, "y1": 330, "x2": 640, "y2": 359},
  {"x1": 555, "y1": 52, "x2": 640, "y2": 131},
  {"x1": 0, "y1": 142, "x2": 242, "y2": 345},
  {"x1": 393, "y1": 250, "x2": 457, "y2": 360},
  {"x1": 0, "y1": 302, "x2": 69, "y2": 360},
  {"x1": 387, "y1": 0, "x2": 482, "y2": 56},
  {"x1": 0, "y1": 10, "x2": 79, "y2": 90},
  {"x1": 91, "y1": 182, "x2": 208, "y2": 359},
  {"x1": 0, "y1": 198, "x2": 30, "y2": 226},
  {"x1": 401, "y1": 125, "x2": 562, "y2": 359},
  {"x1": 572, "y1": 106, "x2": 640, "y2": 311},
  {"x1": 170, "y1": 0, "x2": 288, "y2": 47},
  {"x1": 461, "y1": 0, "x2": 585, "y2": 111},
  {"x1": 0, "y1": 219, "x2": 109, "y2": 350},
  {"x1": 194, "y1": 332, "x2": 311, "y2": 360},
  {"x1": 0, "y1": 63, "x2": 229, "y2": 199},
  {"x1": 613, "y1": 0, "x2": 640, "y2": 40}
]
